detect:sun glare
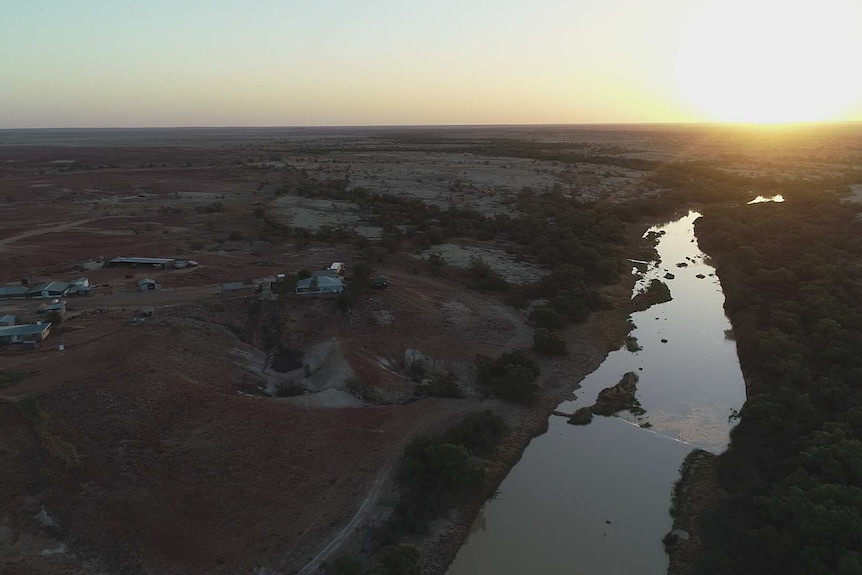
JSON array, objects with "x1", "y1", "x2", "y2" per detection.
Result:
[{"x1": 676, "y1": 0, "x2": 862, "y2": 123}]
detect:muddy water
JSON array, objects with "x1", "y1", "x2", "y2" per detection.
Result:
[{"x1": 448, "y1": 211, "x2": 746, "y2": 575}]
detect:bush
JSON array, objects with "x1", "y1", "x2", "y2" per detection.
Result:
[
  {"x1": 466, "y1": 256, "x2": 509, "y2": 292},
  {"x1": 533, "y1": 328, "x2": 568, "y2": 355},
  {"x1": 476, "y1": 351, "x2": 540, "y2": 404},
  {"x1": 529, "y1": 305, "x2": 563, "y2": 329},
  {"x1": 444, "y1": 410, "x2": 509, "y2": 457},
  {"x1": 423, "y1": 370, "x2": 463, "y2": 398}
]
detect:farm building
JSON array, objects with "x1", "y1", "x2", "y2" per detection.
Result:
[
  {"x1": 69, "y1": 277, "x2": 94, "y2": 296},
  {"x1": 221, "y1": 282, "x2": 255, "y2": 298},
  {"x1": 138, "y1": 278, "x2": 160, "y2": 291},
  {"x1": 296, "y1": 276, "x2": 344, "y2": 295},
  {"x1": 0, "y1": 314, "x2": 17, "y2": 326},
  {"x1": 28, "y1": 281, "x2": 70, "y2": 298},
  {"x1": 0, "y1": 286, "x2": 28, "y2": 299},
  {"x1": 311, "y1": 269, "x2": 339, "y2": 279},
  {"x1": 108, "y1": 257, "x2": 176, "y2": 269},
  {"x1": 0, "y1": 322, "x2": 52, "y2": 344},
  {"x1": 329, "y1": 262, "x2": 345, "y2": 276}
]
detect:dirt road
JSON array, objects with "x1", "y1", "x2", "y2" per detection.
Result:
[{"x1": 0, "y1": 217, "x2": 101, "y2": 248}]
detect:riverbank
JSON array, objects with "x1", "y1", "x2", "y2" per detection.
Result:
[
  {"x1": 420, "y1": 283, "x2": 637, "y2": 574},
  {"x1": 665, "y1": 449, "x2": 721, "y2": 575}
]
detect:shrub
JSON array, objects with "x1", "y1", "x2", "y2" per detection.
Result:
[
  {"x1": 423, "y1": 370, "x2": 463, "y2": 398},
  {"x1": 529, "y1": 305, "x2": 564, "y2": 329},
  {"x1": 476, "y1": 351, "x2": 540, "y2": 404},
  {"x1": 444, "y1": 410, "x2": 509, "y2": 457},
  {"x1": 533, "y1": 328, "x2": 568, "y2": 355}
]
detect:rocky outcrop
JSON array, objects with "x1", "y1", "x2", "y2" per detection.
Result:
[
  {"x1": 591, "y1": 372, "x2": 639, "y2": 416},
  {"x1": 631, "y1": 279, "x2": 672, "y2": 312},
  {"x1": 567, "y1": 407, "x2": 594, "y2": 425}
]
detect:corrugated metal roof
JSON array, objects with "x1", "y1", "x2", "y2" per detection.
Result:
[
  {"x1": 222, "y1": 282, "x2": 251, "y2": 290},
  {"x1": 0, "y1": 314, "x2": 17, "y2": 325},
  {"x1": 0, "y1": 286, "x2": 28, "y2": 297},
  {"x1": 296, "y1": 276, "x2": 344, "y2": 290},
  {"x1": 110, "y1": 257, "x2": 175, "y2": 265},
  {"x1": 0, "y1": 323, "x2": 51, "y2": 336}
]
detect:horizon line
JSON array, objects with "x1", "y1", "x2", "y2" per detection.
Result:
[{"x1": 2, "y1": 119, "x2": 861, "y2": 132}]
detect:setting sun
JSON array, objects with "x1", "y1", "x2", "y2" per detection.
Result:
[{"x1": 676, "y1": 0, "x2": 862, "y2": 123}]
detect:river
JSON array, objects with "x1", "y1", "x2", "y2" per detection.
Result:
[{"x1": 448, "y1": 211, "x2": 747, "y2": 575}]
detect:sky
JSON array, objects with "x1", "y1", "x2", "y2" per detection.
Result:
[{"x1": 2, "y1": 0, "x2": 862, "y2": 128}]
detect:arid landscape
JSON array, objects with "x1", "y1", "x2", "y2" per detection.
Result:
[{"x1": 2, "y1": 124, "x2": 861, "y2": 575}]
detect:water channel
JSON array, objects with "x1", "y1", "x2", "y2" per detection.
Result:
[{"x1": 448, "y1": 211, "x2": 747, "y2": 575}]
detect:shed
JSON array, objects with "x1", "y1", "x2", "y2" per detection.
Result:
[
  {"x1": 28, "y1": 281, "x2": 69, "y2": 298},
  {"x1": 109, "y1": 257, "x2": 175, "y2": 269},
  {"x1": 138, "y1": 278, "x2": 160, "y2": 291},
  {"x1": 69, "y1": 284, "x2": 94, "y2": 296},
  {"x1": 0, "y1": 314, "x2": 17, "y2": 326},
  {"x1": 0, "y1": 286, "x2": 28, "y2": 299},
  {"x1": 0, "y1": 322, "x2": 52, "y2": 344},
  {"x1": 329, "y1": 262, "x2": 345, "y2": 276},
  {"x1": 296, "y1": 276, "x2": 344, "y2": 295}
]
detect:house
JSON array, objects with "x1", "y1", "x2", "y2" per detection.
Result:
[
  {"x1": 108, "y1": 257, "x2": 176, "y2": 269},
  {"x1": 221, "y1": 282, "x2": 256, "y2": 298},
  {"x1": 0, "y1": 314, "x2": 17, "y2": 326},
  {"x1": 0, "y1": 286, "x2": 28, "y2": 299},
  {"x1": 296, "y1": 276, "x2": 344, "y2": 295},
  {"x1": 28, "y1": 281, "x2": 69, "y2": 299},
  {"x1": 329, "y1": 262, "x2": 345, "y2": 276},
  {"x1": 0, "y1": 322, "x2": 52, "y2": 344},
  {"x1": 138, "y1": 278, "x2": 160, "y2": 291}
]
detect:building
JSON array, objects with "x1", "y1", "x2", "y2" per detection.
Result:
[
  {"x1": 138, "y1": 278, "x2": 160, "y2": 291},
  {"x1": 311, "y1": 269, "x2": 339, "y2": 278},
  {"x1": 0, "y1": 322, "x2": 52, "y2": 344},
  {"x1": 69, "y1": 277, "x2": 94, "y2": 296},
  {"x1": 221, "y1": 282, "x2": 256, "y2": 298},
  {"x1": 329, "y1": 262, "x2": 345, "y2": 276},
  {"x1": 27, "y1": 281, "x2": 69, "y2": 299},
  {"x1": 0, "y1": 286, "x2": 28, "y2": 299},
  {"x1": 296, "y1": 276, "x2": 344, "y2": 295},
  {"x1": 108, "y1": 257, "x2": 176, "y2": 269},
  {"x1": 0, "y1": 314, "x2": 17, "y2": 326}
]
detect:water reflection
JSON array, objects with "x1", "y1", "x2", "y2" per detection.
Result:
[
  {"x1": 448, "y1": 211, "x2": 746, "y2": 575},
  {"x1": 747, "y1": 194, "x2": 785, "y2": 204}
]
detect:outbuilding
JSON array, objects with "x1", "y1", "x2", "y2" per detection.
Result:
[
  {"x1": 109, "y1": 257, "x2": 176, "y2": 269},
  {"x1": 0, "y1": 314, "x2": 17, "y2": 326},
  {"x1": 0, "y1": 322, "x2": 52, "y2": 344},
  {"x1": 296, "y1": 276, "x2": 344, "y2": 295},
  {"x1": 28, "y1": 281, "x2": 70, "y2": 298},
  {"x1": 138, "y1": 278, "x2": 160, "y2": 291}
]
